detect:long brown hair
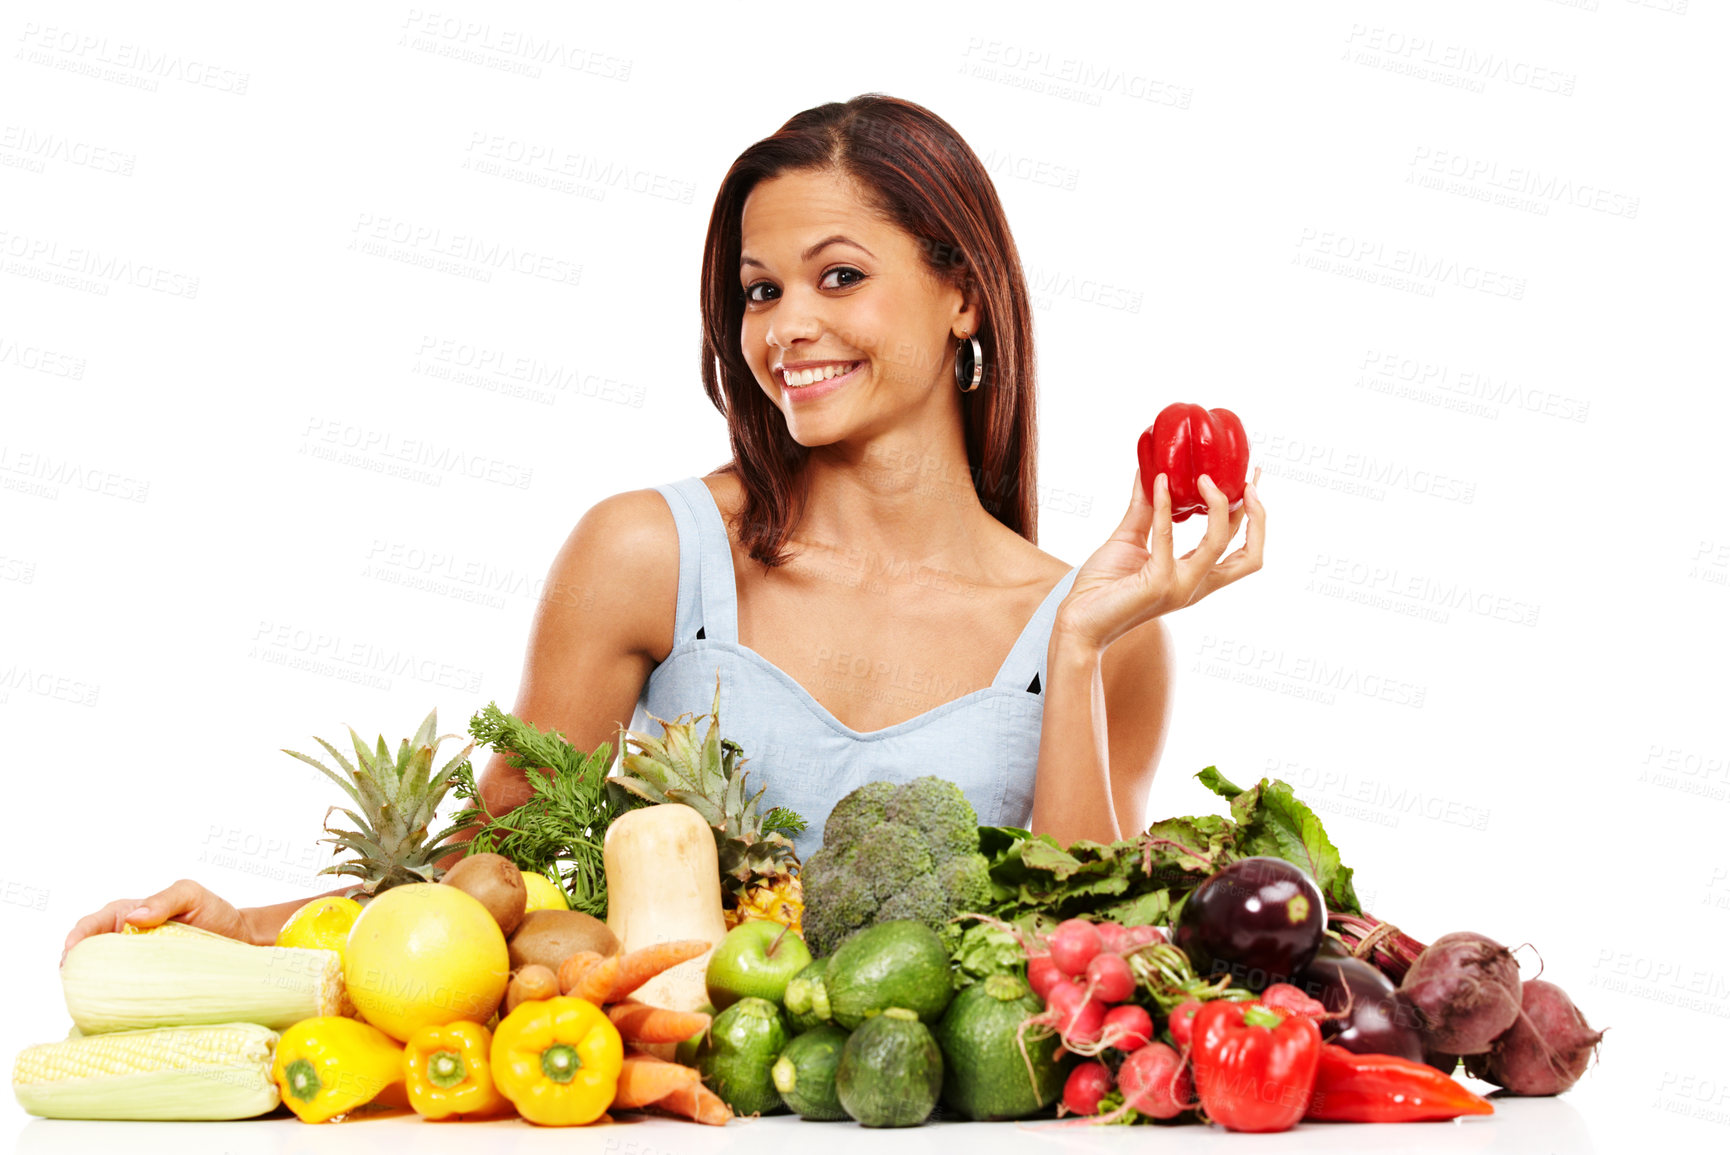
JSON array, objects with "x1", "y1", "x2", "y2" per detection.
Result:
[{"x1": 699, "y1": 94, "x2": 1040, "y2": 568}]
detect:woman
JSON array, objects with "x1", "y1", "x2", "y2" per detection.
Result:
[{"x1": 63, "y1": 94, "x2": 1263, "y2": 954}]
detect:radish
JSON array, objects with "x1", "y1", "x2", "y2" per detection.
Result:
[
  {"x1": 1167, "y1": 999, "x2": 1203, "y2": 1049},
  {"x1": 1260, "y1": 982, "x2": 1326, "y2": 1020},
  {"x1": 1103, "y1": 1004, "x2": 1153, "y2": 1050},
  {"x1": 1045, "y1": 977, "x2": 1106, "y2": 1045},
  {"x1": 1400, "y1": 932, "x2": 1522, "y2": 1055},
  {"x1": 1126, "y1": 924, "x2": 1167, "y2": 946},
  {"x1": 1085, "y1": 952, "x2": 1135, "y2": 1004},
  {"x1": 1466, "y1": 980, "x2": 1604, "y2": 1095},
  {"x1": 1095, "y1": 921, "x2": 1134, "y2": 955},
  {"x1": 1062, "y1": 1060, "x2": 1113, "y2": 1116},
  {"x1": 1027, "y1": 954, "x2": 1063, "y2": 1000},
  {"x1": 1050, "y1": 918, "x2": 1102, "y2": 977},
  {"x1": 1116, "y1": 1042, "x2": 1193, "y2": 1119}
]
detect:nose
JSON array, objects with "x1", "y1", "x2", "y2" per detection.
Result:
[{"x1": 763, "y1": 284, "x2": 822, "y2": 353}]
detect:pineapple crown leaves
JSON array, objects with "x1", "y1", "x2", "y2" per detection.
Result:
[{"x1": 283, "y1": 709, "x2": 477, "y2": 891}]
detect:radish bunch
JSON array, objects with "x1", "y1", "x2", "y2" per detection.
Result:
[{"x1": 1018, "y1": 918, "x2": 1198, "y2": 1121}]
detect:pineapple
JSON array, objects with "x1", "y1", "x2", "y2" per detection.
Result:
[
  {"x1": 611, "y1": 675, "x2": 806, "y2": 936},
  {"x1": 284, "y1": 710, "x2": 476, "y2": 899}
]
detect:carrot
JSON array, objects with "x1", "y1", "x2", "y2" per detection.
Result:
[
  {"x1": 570, "y1": 953, "x2": 622, "y2": 1004},
  {"x1": 607, "y1": 1001, "x2": 712, "y2": 1044},
  {"x1": 611, "y1": 1052, "x2": 701, "y2": 1109},
  {"x1": 650, "y1": 1080, "x2": 732, "y2": 1126},
  {"x1": 604, "y1": 939, "x2": 713, "y2": 1003},
  {"x1": 557, "y1": 951, "x2": 604, "y2": 996}
]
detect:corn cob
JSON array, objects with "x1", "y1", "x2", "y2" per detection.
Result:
[
  {"x1": 12, "y1": 1022, "x2": 281, "y2": 1120},
  {"x1": 61, "y1": 922, "x2": 345, "y2": 1034}
]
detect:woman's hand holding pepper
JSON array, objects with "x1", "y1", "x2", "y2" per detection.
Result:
[{"x1": 1055, "y1": 465, "x2": 1265, "y2": 651}]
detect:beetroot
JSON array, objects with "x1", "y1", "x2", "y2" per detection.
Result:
[
  {"x1": 1466, "y1": 980, "x2": 1604, "y2": 1095},
  {"x1": 1399, "y1": 931, "x2": 1522, "y2": 1055}
]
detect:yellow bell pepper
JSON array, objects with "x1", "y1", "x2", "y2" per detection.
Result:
[
  {"x1": 404, "y1": 1021, "x2": 506, "y2": 1120},
  {"x1": 271, "y1": 1015, "x2": 404, "y2": 1123},
  {"x1": 490, "y1": 997, "x2": 621, "y2": 1126}
]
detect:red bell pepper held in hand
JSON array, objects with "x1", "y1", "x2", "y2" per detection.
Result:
[
  {"x1": 1305, "y1": 1044, "x2": 1494, "y2": 1123},
  {"x1": 1191, "y1": 1001, "x2": 1322, "y2": 1133},
  {"x1": 1138, "y1": 403, "x2": 1250, "y2": 522}
]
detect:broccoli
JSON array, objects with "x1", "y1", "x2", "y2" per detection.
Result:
[{"x1": 802, "y1": 776, "x2": 991, "y2": 956}]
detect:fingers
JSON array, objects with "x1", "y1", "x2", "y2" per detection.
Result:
[
  {"x1": 1193, "y1": 469, "x2": 1268, "y2": 601},
  {"x1": 62, "y1": 898, "x2": 140, "y2": 965},
  {"x1": 1110, "y1": 466, "x2": 1157, "y2": 547},
  {"x1": 1175, "y1": 473, "x2": 1236, "y2": 591}
]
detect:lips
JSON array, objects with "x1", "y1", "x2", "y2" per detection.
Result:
[{"x1": 779, "y1": 359, "x2": 862, "y2": 403}]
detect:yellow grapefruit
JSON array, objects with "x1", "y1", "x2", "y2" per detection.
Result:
[
  {"x1": 520, "y1": 869, "x2": 570, "y2": 912},
  {"x1": 343, "y1": 883, "x2": 509, "y2": 1042}
]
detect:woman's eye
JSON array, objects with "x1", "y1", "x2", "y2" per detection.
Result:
[
  {"x1": 821, "y1": 266, "x2": 865, "y2": 289},
  {"x1": 741, "y1": 267, "x2": 865, "y2": 304}
]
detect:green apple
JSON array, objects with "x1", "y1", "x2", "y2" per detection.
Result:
[{"x1": 705, "y1": 920, "x2": 812, "y2": 1010}]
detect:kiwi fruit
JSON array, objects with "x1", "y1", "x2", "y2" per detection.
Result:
[
  {"x1": 440, "y1": 853, "x2": 528, "y2": 936},
  {"x1": 508, "y1": 909, "x2": 619, "y2": 972}
]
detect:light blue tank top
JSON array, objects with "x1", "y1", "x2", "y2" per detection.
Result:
[{"x1": 621, "y1": 476, "x2": 1082, "y2": 862}]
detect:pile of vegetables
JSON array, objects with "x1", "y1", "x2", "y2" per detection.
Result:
[{"x1": 13, "y1": 685, "x2": 1605, "y2": 1134}]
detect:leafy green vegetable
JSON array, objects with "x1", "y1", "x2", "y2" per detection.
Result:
[
  {"x1": 1198, "y1": 767, "x2": 1362, "y2": 915},
  {"x1": 979, "y1": 766, "x2": 1363, "y2": 930},
  {"x1": 450, "y1": 703, "x2": 625, "y2": 918}
]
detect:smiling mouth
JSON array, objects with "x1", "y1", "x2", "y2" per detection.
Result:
[{"x1": 781, "y1": 360, "x2": 863, "y2": 388}]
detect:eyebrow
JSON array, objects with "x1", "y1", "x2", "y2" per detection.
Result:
[{"x1": 740, "y1": 234, "x2": 875, "y2": 270}]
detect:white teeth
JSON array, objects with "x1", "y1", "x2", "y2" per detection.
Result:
[{"x1": 784, "y1": 361, "x2": 858, "y2": 387}]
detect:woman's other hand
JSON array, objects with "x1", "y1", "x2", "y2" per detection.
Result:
[
  {"x1": 1056, "y1": 465, "x2": 1265, "y2": 651},
  {"x1": 62, "y1": 879, "x2": 256, "y2": 964}
]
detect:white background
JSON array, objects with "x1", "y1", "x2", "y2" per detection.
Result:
[{"x1": 2, "y1": 1, "x2": 1723, "y2": 1150}]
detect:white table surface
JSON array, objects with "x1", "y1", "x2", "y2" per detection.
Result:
[{"x1": 0, "y1": 1088, "x2": 1708, "y2": 1155}]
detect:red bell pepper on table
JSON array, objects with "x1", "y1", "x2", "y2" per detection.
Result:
[
  {"x1": 1190, "y1": 1000, "x2": 1322, "y2": 1133},
  {"x1": 1138, "y1": 402, "x2": 1250, "y2": 521},
  {"x1": 1304, "y1": 1044, "x2": 1494, "y2": 1123}
]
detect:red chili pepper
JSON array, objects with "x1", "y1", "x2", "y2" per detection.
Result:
[
  {"x1": 1191, "y1": 1000, "x2": 1322, "y2": 1133},
  {"x1": 1137, "y1": 402, "x2": 1250, "y2": 522},
  {"x1": 1305, "y1": 1044, "x2": 1494, "y2": 1123}
]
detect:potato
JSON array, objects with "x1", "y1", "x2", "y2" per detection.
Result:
[
  {"x1": 508, "y1": 909, "x2": 619, "y2": 971},
  {"x1": 441, "y1": 853, "x2": 529, "y2": 937}
]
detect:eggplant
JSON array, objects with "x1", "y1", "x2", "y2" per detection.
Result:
[
  {"x1": 1173, "y1": 857, "x2": 1325, "y2": 990},
  {"x1": 1293, "y1": 953, "x2": 1425, "y2": 1063}
]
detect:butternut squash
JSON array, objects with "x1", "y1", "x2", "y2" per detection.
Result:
[{"x1": 603, "y1": 805, "x2": 728, "y2": 1016}]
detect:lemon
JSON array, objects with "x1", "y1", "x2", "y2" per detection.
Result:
[
  {"x1": 343, "y1": 883, "x2": 509, "y2": 1042},
  {"x1": 275, "y1": 895, "x2": 363, "y2": 961},
  {"x1": 520, "y1": 869, "x2": 570, "y2": 912}
]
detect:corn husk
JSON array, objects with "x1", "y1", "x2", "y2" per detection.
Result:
[
  {"x1": 61, "y1": 922, "x2": 344, "y2": 1034},
  {"x1": 12, "y1": 1021, "x2": 280, "y2": 1120}
]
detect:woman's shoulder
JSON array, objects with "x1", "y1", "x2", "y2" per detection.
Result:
[{"x1": 543, "y1": 483, "x2": 684, "y2": 662}]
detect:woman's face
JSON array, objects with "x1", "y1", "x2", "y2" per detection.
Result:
[{"x1": 738, "y1": 166, "x2": 977, "y2": 447}]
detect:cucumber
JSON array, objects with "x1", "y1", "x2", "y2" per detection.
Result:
[
  {"x1": 771, "y1": 1023, "x2": 849, "y2": 1121},
  {"x1": 824, "y1": 920, "x2": 952, "y2": 1029},
  {"x1": 694, "y1": 996, "x2": 789, "y2": 1116},
  {"x1": 783, "y1": 958, "x2": 831, "y2": 1033},
  {"x1": 835, "y1": 1008, "x2": 943, "y2": 1127},
  {"x1": 934, "y1": 973, "x2": 1068, "y2": 1120}
]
